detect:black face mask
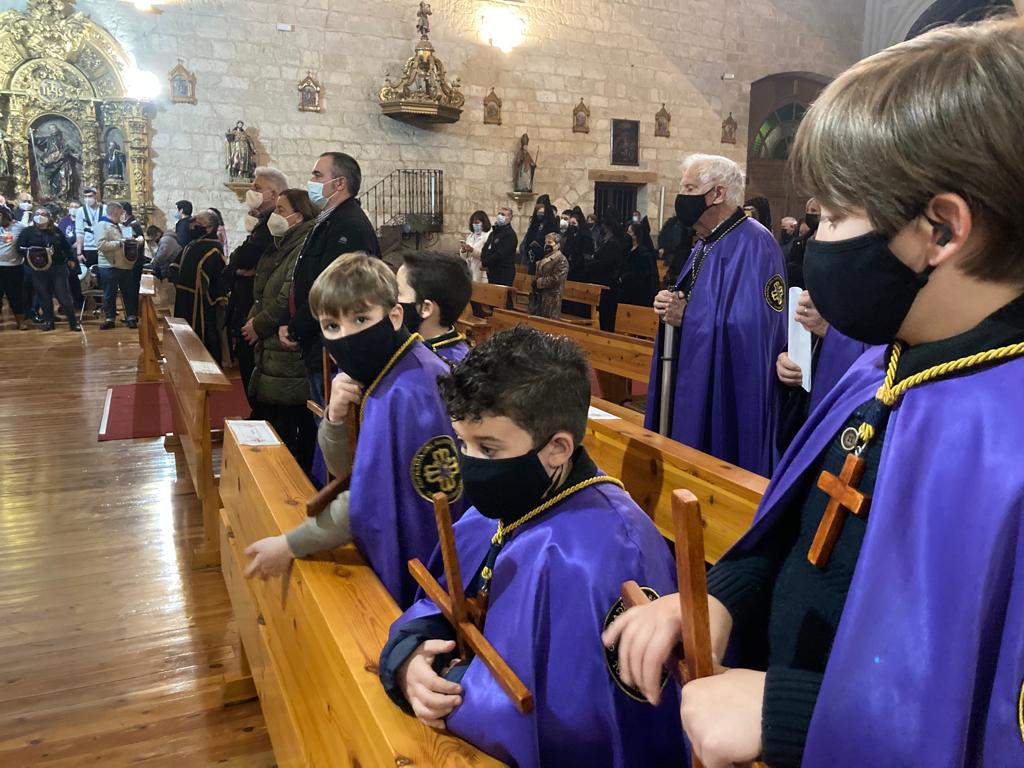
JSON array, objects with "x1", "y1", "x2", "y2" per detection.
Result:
[
  {"x1": 321, "y1": 317, "x2": 405, "y2": 386},
  {"x1": 674, "y1": 189, "x2": 714, "y2": 228},
  {"x1": 459, "y1": 445, "x2": 557, "y2": 521},
  {"x1": 804, "y1": 231, "x2": 934, "y2": 345},
  {"x1": 400, "y1": 301, "x2": 422, "y2": 334},
  {"x1": 804, "y1": 213, "x2": 821, "y2": 231},
  {"x1": 543, "y1": 244, "x2": 554, "y2": 255}
]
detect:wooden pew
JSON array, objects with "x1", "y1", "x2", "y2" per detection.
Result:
[
  {"x1": 614, "y1": 303, "x2": 659, "y2": 341},
  {"x1": 137, "y1": 272, "x2": 162, "y2": 382},
  {"x1": 585, "y1": 397, "x2": 767, "y2": 563},
  {"x1": 511, "y1": 271, "x2": 532, "y2": 313},
  {"x1": 457, "y1": 281, "x2": 510, "y2": 344},
  {"x1": 560, "y1": 280, "x2": 605, "y2": 329},
  {"x1": 219, "y1": 422, "x2": 506, "y2": 768},
  {"x1": 484, "y1": 308, "x2": 653, "y2": 385},
  {"x1": 163, "y1": 316, "x2": 233, "y2": 568}
]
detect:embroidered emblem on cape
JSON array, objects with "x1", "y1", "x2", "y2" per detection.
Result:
[
  {"x1": 764, "y1": 274, "x2": 786, "y2": 312},
  {"x1": 410, "y1": 435, "x2": 463, "y2": 503},
  {"x1": 338, "y1": 235, "x2": 348, "y2": 245},
  {"x1": 603, "y1": 585, "x2": 669, "y2": 702}
]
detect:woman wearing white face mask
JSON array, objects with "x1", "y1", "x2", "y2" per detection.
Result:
[
  {"x1": 240, "y1": 188, "x2": 319, "y2": 471},
  {"x1": 458, "y1": 210, "x2": 491, "y2": 283}
]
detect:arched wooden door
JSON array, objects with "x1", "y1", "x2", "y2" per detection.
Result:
[{"x1": 745, "y1": 72, "x2": 830, "y2": 235}]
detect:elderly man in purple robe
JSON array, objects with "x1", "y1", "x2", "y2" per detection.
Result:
[
  {"x1": 644, "y1": 153, "x2": 787, "y2": 476},
  {"x1": 379, "y1": 327, "x2": 686, "y2": 768},
  {"x1": 606, "y1": 17, "x2": 1024, "y2": 767}
]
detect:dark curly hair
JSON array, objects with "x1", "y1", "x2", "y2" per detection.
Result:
[{"x1": 438, "y1": 325, "x2": 591, "y2": 445}]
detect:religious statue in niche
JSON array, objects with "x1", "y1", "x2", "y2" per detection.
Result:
[
  {"x1": 105, "y1": 129, "x2": 126, "y2": 180},
  {"x1": 483, "y1": 87, "x2": 502, "y2": 126},
  {"x1": 513, "y1": 133, "x2": 537, "y2": 193},
  {"x1": 29, "y1": 117, "x2": 83, "y2": 200},
  {"x1": 655, "y1": 104, "x2": 671, "y2": 138},
  {"x1": 721, "y1": 112, "x2": 737, "y2": 144},
  {"x1": 611, "y1": 119, "x2": 640, "y2": 167},
  {"x1": 298, "y1": 71, "x2": 322, "y2": 113},
  {"x1": 573, "y1": 98, "x2": 590, "y2": 134},
  {"x1": 0, "y1": 128, "x2": 10, "y2": 178},
  {"x1": 225, "y1": 121, "x2": 256, "y2": 181}
]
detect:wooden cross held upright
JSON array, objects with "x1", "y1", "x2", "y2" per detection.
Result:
[
  {"x1": 807, "y1": 452, "x2": 870, "y2": 567},
  {"x1": 408, "y1": 492, "x2": 535, "y2": 715},
  {"x1": 305, "y1": 349, "x2": 360, "y2": 517},
  {"x1": 621, "y1": 490, "x2": 767, "y2": 768}
]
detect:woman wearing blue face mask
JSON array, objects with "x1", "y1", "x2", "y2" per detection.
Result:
[{"x1": 459, "y1": 210, "x2": 491, "y2": 283}]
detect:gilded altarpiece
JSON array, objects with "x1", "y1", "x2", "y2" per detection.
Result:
[{"x1": 0, "y1": 0, "x2": 154, "y2": 218}]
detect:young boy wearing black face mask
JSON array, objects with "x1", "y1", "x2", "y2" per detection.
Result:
[
  {"x1": 605, "y1": 18, "x2": 1024, "y2": 768},
  {"x1": 377, "y1": 326, "x2": 686, "y2": 768},
  {"x1": 396, "y1": 250, "x2": 472, "y2": 365},
  {"x1": 244, "y1": 252, "x2": 463, "y2": 609}
]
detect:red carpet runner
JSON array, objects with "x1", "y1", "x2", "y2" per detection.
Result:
[{"x1": 97, "y1": 379, "x2": 250, "y2": 441}]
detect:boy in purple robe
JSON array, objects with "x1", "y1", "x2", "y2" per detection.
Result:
[
  {"x1": 605, "y1": 18, "x2": 1024, "y2": 767},
  {"x1": 244, "y1": 252, "x2": 463, "y2": 608},
  {"x1": 396, "y1": 250, "x2": 472, "y2": 365},
  {"x1": 645, "y1": 153, "x2": 788, "y2": 476},
  {"x1": 379, "y1": 327, "x2": 686, "y2": 768}
]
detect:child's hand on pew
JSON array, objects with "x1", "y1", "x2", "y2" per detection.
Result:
[
  {"x1": 244, "y1": 535, "x2": 295, "y2": 579},
  {"x1": 680, "y1": 668, "x2": 765, "y2": 768},
  {"x1": 397, "y1": 639, "x2": 464, "y2": 729},
  {"x1": 327, "y1": 373, "x2": 363, "y2": 423},
  {"x1": 601, "y1": 594, "x2": 734, "y2": 705}
]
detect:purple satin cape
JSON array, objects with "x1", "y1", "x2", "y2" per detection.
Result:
[
  {"x1": 391, "y1": 481, "x2": 688, "y2": 768},
  {"x1": 432, "y1": 337, "x2": 470, "y2": 365},
  {"x1": 727, "y1": 347, "x2": 1024, "y2": 765},
  {"x1": 350, "y1": 341, "x2": 463, "y2": 608},
  {"x1": 644, "y1": 218, "x2": 787, "y2": 476},
  {"x1": 808, "y1": 327, "x2": 873, "y2": 413}
]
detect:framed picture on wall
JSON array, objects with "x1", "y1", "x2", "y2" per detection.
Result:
[{"x1": 611, "y1": 119, "x2": 640, "y2": 166}]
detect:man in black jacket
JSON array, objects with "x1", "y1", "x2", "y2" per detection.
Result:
[
  {"x1": 479, "y1": 206, "x2": 518, "y2": 286},
  {"x1": 174, "y1": 200, "x2": 193, "y2": 248},
  {"x1": 285, "y1": 151, "x2": 380, "y2": 406},
  {"x1": 225, "y1": 166, "x2": 289, "y2": 400}
]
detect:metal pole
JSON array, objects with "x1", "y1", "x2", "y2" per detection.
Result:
[{"x1": 658, "y1": 323, "x2": 675, "y2": 437}]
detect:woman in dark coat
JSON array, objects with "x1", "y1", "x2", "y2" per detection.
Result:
[
  {"x1": 584, "y1": 207, "x2": 628, "y2": 332},
  {"x1": 519, "y1": 194, "x2": 560, "y2": 273},
  {"x1": 618, "y1": 219, "x2": 659, "y2": 308},
  {"x1": 173, "y1": 209, "x2": 227, "y2": 362}
]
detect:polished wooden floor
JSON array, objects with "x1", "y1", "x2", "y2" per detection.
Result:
[{"x1": 0, "y1": 310, "x2": 274, "y2": 766}]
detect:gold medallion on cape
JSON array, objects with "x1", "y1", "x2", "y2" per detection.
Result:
[
  {"x1": 410, "y1": 435, "x2": 463, "y2": 503},
  {"x1": 764, "y1": 274, "x2": 786, "y2": 312},
  {"x1": 603, "y1": 585, "x2": 669, "y2": 702}
]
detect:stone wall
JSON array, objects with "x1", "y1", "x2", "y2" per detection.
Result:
[{"x1": 73, "y1": 0, "x2": 865, "y2": 247}]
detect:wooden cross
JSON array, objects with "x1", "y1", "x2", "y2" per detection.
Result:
[
  {"x1": 408, "y1": 492, "x2": 535, "y2": 715},
  {"x1": 305, "y1": 350, "x2": 359, "y2": 517},
  {"x1": 622, "y1": 490, "x2": 767, "y2": 768},
  {"x1": 807, "y1": 452, "x2": 871, "y2": 568}
]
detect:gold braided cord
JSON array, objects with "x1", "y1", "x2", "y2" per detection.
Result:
[
  {"x1": 492, "y1": 476, "x2": 625, "y2": 545},
  {"x1": 876, "y1": 341, "x2": 1024, "y2": 407},
  {"x1": 358, "y1": 332, "x2": 422, "y2": 424}
]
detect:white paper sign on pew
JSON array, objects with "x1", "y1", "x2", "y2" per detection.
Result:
[{"x1": 226, "y1": 420, "x2": 281, "y2": 446}]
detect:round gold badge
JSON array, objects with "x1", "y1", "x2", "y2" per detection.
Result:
[{"x1": 410, "y1": 435, "x2": 463, "y2": 503}]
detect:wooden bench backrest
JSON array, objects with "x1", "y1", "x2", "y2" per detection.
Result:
[
  {"x1": 219, "y1": 425, "x2": 505, "y2": 768},
  {"x1": 561, "y1": 280, "x2": 605, "y2": 306},
  {"x1": 470, "y1": 282, "x2": 511, "y2": 310},
  {"x1": 485, "y1": 309, "x2": 653, "y2": 384},
  {"x1": 585, "y1": 398, "x2": 767, "y2": 563},
  {"x1": 137, "y1": 274, "x2": 161, "y2": 380},
  {"x1": 614, "y1": 303, "x2": 660, "y2": 340}
]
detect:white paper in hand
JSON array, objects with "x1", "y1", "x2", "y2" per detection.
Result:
[{"x1": 788, "y1": 287, "x2": 813, "y2": 393}]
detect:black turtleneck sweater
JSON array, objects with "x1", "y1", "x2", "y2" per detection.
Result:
[
  {"x1": 706, "y1": 292, "x2": 1024, "y2": 766},
  {"x1": 378, "y1": 447, "x2": 600, "y2": 712}
]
